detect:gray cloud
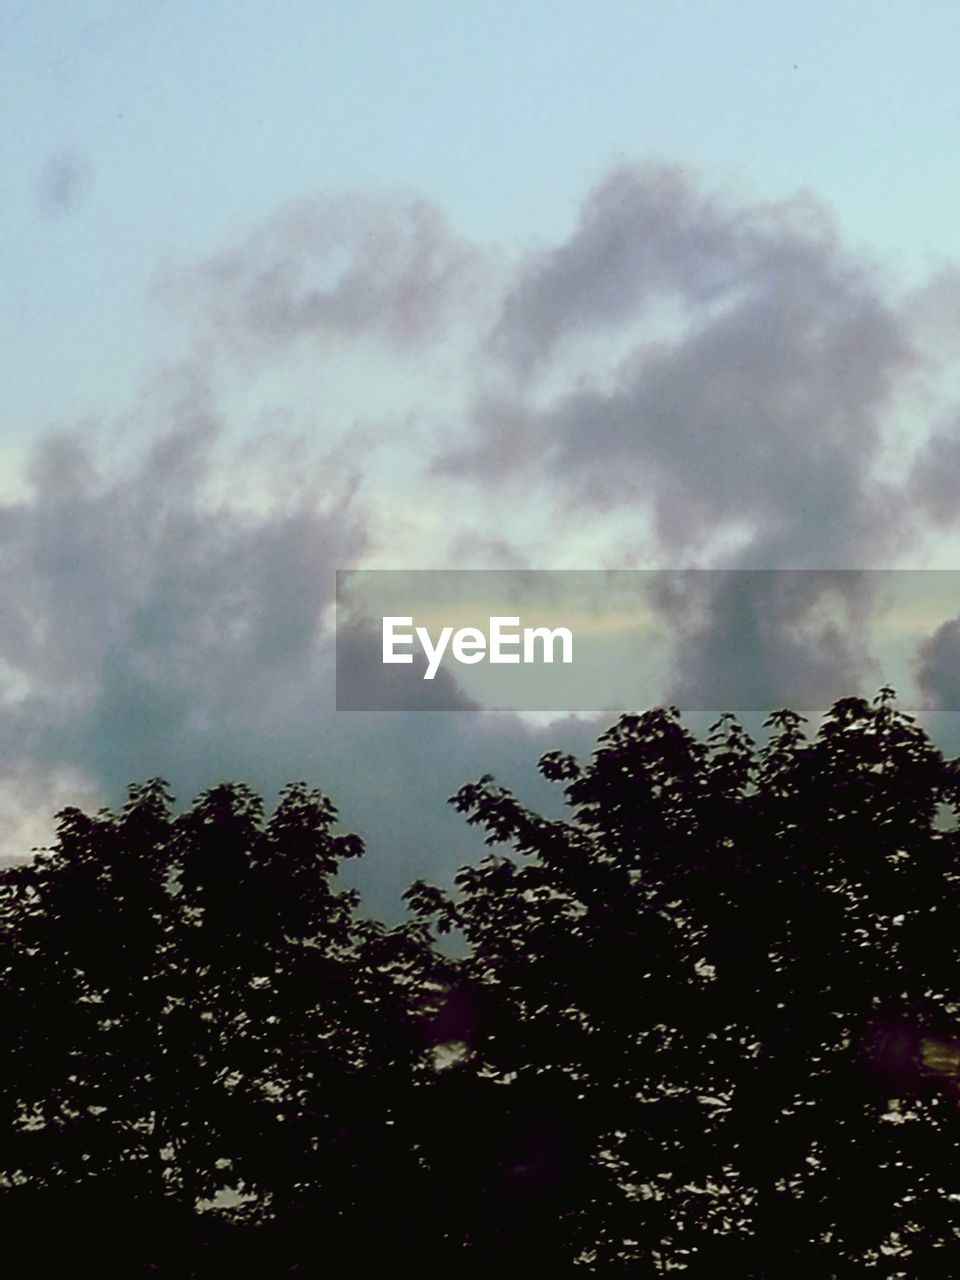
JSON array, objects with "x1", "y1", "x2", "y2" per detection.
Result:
[
  {"x1": 0, "y1": 377, "x2": 356, "y2": 818},
  {"x1": 437, "y1": 167, "x2": 927, "y2": 710},
  {"x1": 0, "y1": 390, "x2": 358, "y2": 713},
  {"x1": 0, "y1": 378, "x2": 594, "y2": 912},
  {"x1": 657, "y1": 570, "x2": 881, "y2": 713},
  {"x1": 170, "y1": 192, "x2": 483, "y2": 355},
  {"x1": 7, "y1": 163, "x2": 960, "y2": 903},
  {"x1": 545, "y1": 297, "x2": 901, "y2": 565},
  {"x1": 35, "y1": 148, "x2": 92, "y2": 214},
  {"x1": 909, "y1": 422, "x2": 960, "y2": 528},
  {"x1": 489, "y1": 164, "x2": 756, "y2": 373},
  {"x1": 453, "y1": 164, "x2": 913, "y2": 568},
  {"x1": 916, "y1": 617, "x2": 960, "y2": 711}
]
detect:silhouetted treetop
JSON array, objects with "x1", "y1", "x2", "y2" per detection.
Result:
[{"x1": 407, "y1": 692, "x2": 960, "y2": 1274}]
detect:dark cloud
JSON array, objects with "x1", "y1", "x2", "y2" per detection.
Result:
[
  {"x1": 334, "y1": 619, "x2": 481, "y2": 710},
  {"x1": 916, "y1": 617, "x2": 960, "y2": 711},
  {"x1": 657, "y1": 570, "x2": 881, "y2": 712}
]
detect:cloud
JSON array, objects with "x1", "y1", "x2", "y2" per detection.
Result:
[
  {"x1": 916, "y1": 617, "x2": 960, "y2": 711},
  {"x1": 909, "y1": 421, "x2": 960, "y2": 528},
  {"x1": 656, "y1": 570, "x2": 882, "y2": 713},
  {"x1": 488, "y1": 164, "x2": 760, "y2": 374},
  {"x1": 7, "y1": 162, "x2": 960, "y2": 904},
  {"x1": 430, "y1": 165, "x2": 957, "y2": 717},
  {"x1": 168, "y1": 192, "x2": 484, "y2": 358},
  {"x1": 0, "y1": 371, "x2": 357, "y2": 811},
  {"x1": 35, "y1": 149, "x2": 92, "y2": 215},
  {"x1": 0, "y1": 370, "x2": 593, "y2": 912},
  {"x1": 448, "y1": 164, "x2": 914, "y2": 569}
]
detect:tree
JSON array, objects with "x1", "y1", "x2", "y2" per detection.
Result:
[
  {"x1": 5, "y1": 691, "x2": 960, "y2": 1274},
  {"x1": 407, "y1": 691, "x2": 960, "y2": 1274},
  {"x1": 0, "y1": 779, "x2": 439, "y2": 1276}
]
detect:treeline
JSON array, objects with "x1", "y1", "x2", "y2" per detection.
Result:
[{"x1": 3, "y1": 691, "x2": 960, "y2": 1276}]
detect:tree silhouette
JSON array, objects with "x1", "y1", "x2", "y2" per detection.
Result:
[
  {"x1": 0, "y1": 779, "x2": 440, "y2": 1275},
  {"x1": 408, "y1": 691, "x2": 960, "y2": 1274},
  {"x1": 3, "y1": 691, "x2": 960, "y2": 1274}
]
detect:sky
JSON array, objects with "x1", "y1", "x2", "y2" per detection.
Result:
[{"x1": 4, "y1": 2, "x2": 960, "y2": 907}]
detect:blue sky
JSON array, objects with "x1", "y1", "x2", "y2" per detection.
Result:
[
  {"x1": 4, "y1": 3, "x2": 960, "y2": 904},
  {"x1": 6, "y1": 1, "x2": 960, "y2": 434}
]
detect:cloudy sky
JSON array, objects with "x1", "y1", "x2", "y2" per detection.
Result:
[{"x1": 5, "y1": 2, "x2": 960, "y2": 907}]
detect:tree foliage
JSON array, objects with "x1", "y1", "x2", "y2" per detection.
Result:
[
  {"x1": 3, "y1": 691, "x2": 960, "y2": 1274},
  {"x1": 0, "y1": 780, "x2": 440, "y2": 1274}
]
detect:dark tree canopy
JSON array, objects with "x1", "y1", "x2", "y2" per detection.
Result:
[
  {"x1": 3, "y1": 691, "x2": 960, "y2": 1275},
  {"x1": 0, "y1": 781, "x2": 442, "y2": 1274}
]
